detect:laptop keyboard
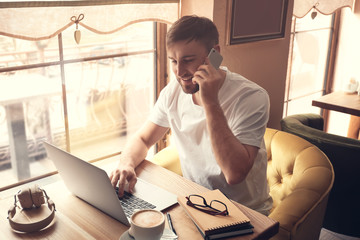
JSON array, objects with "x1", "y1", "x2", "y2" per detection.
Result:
[{"x1": 115, "y1": 187, "x2": 156, "y2": 218}]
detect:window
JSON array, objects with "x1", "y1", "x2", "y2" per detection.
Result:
[
  {"x1": 284, "y1": 11, "x2": 335, "y2": 117},
  {"x1": 0, "y1": 21, "x2": 165, "y2": 189},
  {"x1": 0, "y1": 0, "x2": 179, "y2": 190}
]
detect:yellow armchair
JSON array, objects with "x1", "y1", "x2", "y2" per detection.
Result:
[
  {"x1": 152, "y1": 128, "x2": 334, "y2": 240},
  {"x1": 265, "y1": 128, "x2": 334, "y2": 240},
  {"x1": 152, "y1": 145, "x2": 182, "y2": 176},
  {"x1": 281, "y1": 113, "x2": 360, "y2": 237}
]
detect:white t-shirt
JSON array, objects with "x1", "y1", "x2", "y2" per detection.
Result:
[{"x1": 149, "y1": 67, "x2": 272, "y2": 215}]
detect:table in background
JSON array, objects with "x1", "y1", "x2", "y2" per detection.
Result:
[
  {"x1": 0, "y1": 160, "x2": 279, "y2": 240},
  {"x1": 312, "y1": 91, "x2": 360, "y2": 116}
]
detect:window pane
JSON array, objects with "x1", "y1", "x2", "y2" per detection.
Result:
[
  {"x1": 284, "y1": 11, "x2": 334, "y2": 117},
  {"x1": 286, "y1": 92, "x2": 323, "y2": 116},
  {"x1": 61, "y1": 22, "x2": 154, "y2": 61},
  {"x1": 0, "y1": 67, "x2": 62, "y2": 184},
  {"x1": 0, "y1": 22, "x2": 155, "y2": 188},
  {"x1": 288, "y1": 28, "x2": 331, "y2": 99},
  {"x1": 64, "y1": 53, "x2": 155, "y2": 160},
  {"x1": 0, "y1": 37, "x2": 59, "y2": 68}
]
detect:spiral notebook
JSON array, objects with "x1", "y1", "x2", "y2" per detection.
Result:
[{"x1": 177, "y1": 189, "x2": 253, "y2": 240}]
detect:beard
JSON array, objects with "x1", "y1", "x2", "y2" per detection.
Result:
[{"x1": 178, "y1": 77, "x2": 199, "y2": 94}]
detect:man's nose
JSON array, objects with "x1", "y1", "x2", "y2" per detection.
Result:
[{"x1": 176, "y1": 62, "x2": 186, "y2": 77}]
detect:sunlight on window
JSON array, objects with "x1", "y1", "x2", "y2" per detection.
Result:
[
  {"x1": 0, "y1": 22, "x2": 155, "y2": 188},
  {"x1": 284, "y1": 12, "x2": 334, "y2": 116}
]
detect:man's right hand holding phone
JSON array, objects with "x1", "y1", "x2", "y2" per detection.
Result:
[{"x1": 192, "y1": 48, "x2": 226, "y2": 106}]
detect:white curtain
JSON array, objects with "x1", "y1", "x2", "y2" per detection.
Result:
[
  {"x1": 0, "y1": 0, "x2": 179, "y2": 41},
  {"x1": 293, "y1": 0, "x2": 354, "y2": 18}
]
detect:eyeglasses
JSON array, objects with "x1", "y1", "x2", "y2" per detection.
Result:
[{"x1": 186, "y1": 194, "x2": 229, "y2": 216}]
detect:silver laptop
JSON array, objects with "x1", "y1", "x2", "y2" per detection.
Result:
[{"x1": 43, "y1": 142, "x2": 177, "y2": 226}]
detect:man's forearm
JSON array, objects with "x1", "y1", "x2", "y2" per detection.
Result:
[
  {"x1": 203, "y1": 103, "x2": 254, "y2": 185},
  {"x1": 118, "y1": 134, "x2": 149, "y2": 169},
  {"x1": 119, "y1": 121, "x2": 169, "y2": 168}
]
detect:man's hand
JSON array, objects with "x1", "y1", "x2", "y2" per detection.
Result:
[
  {"x1": 109, "y1": 163, "x2": 137, "y2": 197},
  {"x1": 192, "y1": 57, "x2": 225, "y2": 106},
  {"x1": 108, "y1": 122, "x2": 169, "y2": 197}
]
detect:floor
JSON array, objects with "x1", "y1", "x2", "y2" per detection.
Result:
[{"x1": 320, "y1": 228, "x2": 360, "y2": 240}]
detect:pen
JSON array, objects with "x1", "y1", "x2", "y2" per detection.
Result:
[{"x1": 166, "y1": 212, "x2": 177, "y2": 236}]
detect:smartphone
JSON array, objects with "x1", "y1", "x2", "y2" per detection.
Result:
[{"x1": 207, "y1": 48, "x2": 223, "y2": 69}]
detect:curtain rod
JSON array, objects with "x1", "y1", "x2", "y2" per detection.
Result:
[{"x1": 0, "y1": 0, "x2": 178, "y2": 8}]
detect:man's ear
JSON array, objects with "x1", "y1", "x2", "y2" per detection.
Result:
[{"x1": 213, "y1": 45, "x2": 220, "y2": 53}]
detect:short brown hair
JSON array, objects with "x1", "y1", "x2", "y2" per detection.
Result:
[{"x1": 166, "y1": 15, "x2": 219, "y2": 51}]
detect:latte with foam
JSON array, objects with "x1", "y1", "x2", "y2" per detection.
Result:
[
  {"x1": 132, "y1": 209, "x2": 164, "y2": 228},
  {"x1": 129, "y1": 209, "x2": 165, "y2": 240}
]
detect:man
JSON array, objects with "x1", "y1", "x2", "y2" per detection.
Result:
[{"x1": 110, "y1": 15, "x2": 272, "y2": 215}]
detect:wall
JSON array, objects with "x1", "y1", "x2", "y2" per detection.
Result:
[
  {"x1": 180, "y1": 0, "x2": 214, "y2": 19},
  {"x1": 181, "y1": 0, "x2": 294, "y2": 129}
]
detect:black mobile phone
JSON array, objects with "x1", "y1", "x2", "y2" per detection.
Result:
[{"x1": 207, "y1": 48, "x2": 223, "y2": 69}]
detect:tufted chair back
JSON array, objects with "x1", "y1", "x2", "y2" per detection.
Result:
[
  {"x1": 281, "y1": 113, "x2": 360, "y2": 237},
  {"x1": 265, "y1": 128, "x2": 334, "y2": 240}
]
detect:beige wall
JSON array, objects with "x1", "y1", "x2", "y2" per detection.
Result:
[
  {"x1": 180, "y1": 0, "x2": 294, "y2": 129},
  {"x1": 180, "y1": 0, "x2": 214, "y2": 19}
]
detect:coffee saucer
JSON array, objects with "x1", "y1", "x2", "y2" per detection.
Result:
[
  {"x1": 119, "y1": 230, "x2": 133, "y2": 240},
  {"x1": 119, "y1": 228, "x2": 177, "y2": 240}
]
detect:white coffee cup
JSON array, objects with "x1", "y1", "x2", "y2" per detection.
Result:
[
  {"x1": 344, "y1": 78, "x2": 359, "y2": 93},
  {"x1": 129, "y1": 209, "x2": 165, "y2": 240}
]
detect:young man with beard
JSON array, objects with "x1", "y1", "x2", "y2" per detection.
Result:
[{"x1": 110, "y1": 15, "x2": 272, "y2": 215}]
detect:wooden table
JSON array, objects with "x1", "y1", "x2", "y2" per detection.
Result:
[
  {"x1": 0, "y1": 160, "x2": 279, "y2": 240},
  {"x1": 312, "y1": 91, "x2": 360, "y2": 116}
]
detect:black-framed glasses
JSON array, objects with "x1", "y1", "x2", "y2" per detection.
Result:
[{"x1": 186, "y1": 194, "x2": 229, "y2": 216}]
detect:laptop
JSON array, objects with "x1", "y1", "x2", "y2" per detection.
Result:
[{"x1": 43, "y1": 142, "x2": 177, "y2": 226}]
